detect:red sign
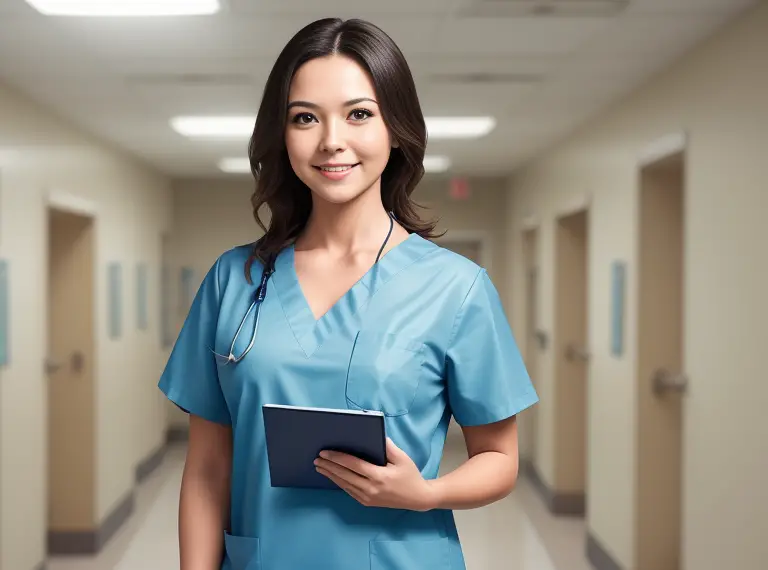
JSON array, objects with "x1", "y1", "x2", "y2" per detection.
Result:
[{"x1": 450, "y1": 177, "x2": 470, "y2": 200}]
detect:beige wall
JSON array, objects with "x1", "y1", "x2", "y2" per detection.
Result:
[
  {"x1": 507, "y1": 3, "x2": 768, "y2": 569},
  {"x1": 0, "y1": 81, "x2": 172, "y2": 570}
]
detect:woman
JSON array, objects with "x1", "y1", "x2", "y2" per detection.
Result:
[{"x1": 159, "y1": 17, "x2": 538, "y2": 570}]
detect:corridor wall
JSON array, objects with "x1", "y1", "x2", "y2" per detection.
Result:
[
  {"x1": 506, "y1": 2, "x2": 768, "y2": 570},
  {"x1": 0, "y1": 80, "x2": 173, "y2": 570}
]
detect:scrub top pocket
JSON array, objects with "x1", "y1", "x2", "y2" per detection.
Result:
[{"x1": 345, "y1": 330, "x2": 425, "y2": 417}]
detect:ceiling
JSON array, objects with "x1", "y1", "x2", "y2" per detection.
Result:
[{"x1": 0, "y1": 0, "x2": 758, "y2": 178}]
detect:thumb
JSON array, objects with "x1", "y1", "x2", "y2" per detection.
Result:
[{"x1": 385, "y1": 437, "x2": 406, "y2": 464}]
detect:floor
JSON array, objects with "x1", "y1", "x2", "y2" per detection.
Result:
[{"x1": 48, "y1": 432, "x2": 594, "y2": 570}]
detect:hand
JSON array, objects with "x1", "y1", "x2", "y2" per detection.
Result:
[{"x1": 314, "y1": 437, "x2": 438, "y2": 512}]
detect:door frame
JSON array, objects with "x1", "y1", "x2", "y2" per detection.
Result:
[
  {"x1": 433, "y1": 230, "x2": 493, "y2": 274},
  {"x1": 44, "y1": 189, "x2": 99, "y2": 555},
  {"x1": 632, "y1": 131, "x2": 688, "y2": 570}
]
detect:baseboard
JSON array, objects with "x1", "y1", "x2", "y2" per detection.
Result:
[
  {"x1": 135, "y1": 443, "x2": 167, "y2": 484},
  {"x1": 47, "y1": 491, "x2": 135, "y2": 555},
  {"x1": 46, "y1": 432, "x2": 181, "y2": 558},
  {"x1": 166, "y1": 424, "x2": 190, "y2": 443},
  {"x1": 520, "y1": 458, "x2": 586, "y2": 516},
  {"x1": 586, "y1": 532, "x2": 623, "y2": 570}
]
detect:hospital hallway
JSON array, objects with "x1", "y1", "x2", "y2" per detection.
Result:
[
  {"x1": 45, "y1": 437, "x2": 593, "y2": 570},
  {"x1": 2, "y1": 1, "x2": 768, "y2": 570}
]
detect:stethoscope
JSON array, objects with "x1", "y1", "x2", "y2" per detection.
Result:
[{"x1": 212, "y1": 211, "x2": 396, "y2": 365}]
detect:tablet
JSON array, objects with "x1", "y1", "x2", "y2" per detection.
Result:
[{"x1": 262, "y1": 404, "x2": 387, "y2": 490}]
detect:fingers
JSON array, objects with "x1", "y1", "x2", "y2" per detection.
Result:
[
  {"x1": 315, "y1": 464, "x2": 372, "y2": 505},
  {"x1": 315, "y1": 457, "x2": 372, "y2": 492},
  {"x1": 318, "y1": 450, "x2": 379, "y2": 478}
]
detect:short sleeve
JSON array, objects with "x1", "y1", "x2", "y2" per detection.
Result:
[
  {"x1": 446, "y1": 269, "x2": 538, "y2": 427},
  {"x1": 158, "y1": 258, "x2": 231, "y2": 426}
]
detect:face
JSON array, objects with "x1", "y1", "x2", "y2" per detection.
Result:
[{"x1": 284, "y1": 54, "x2": 396, "y2": 205}]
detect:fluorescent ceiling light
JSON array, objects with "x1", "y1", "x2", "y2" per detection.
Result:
[
  {"x1": 172, "y1": 116, "x2": 255, "y2": 138},
  {"x1": 174, "y1": 115, "x2": 494, "y2": 141},
  {"x1": 24, "y1": 0, "x2": 220, "y2": 16},
  {"x1": 218, "y1": 158, "x2": 251, "y2": 174},
  {"x1": 218, "y1": 156, "x2": 451, "y2": 174},
  {"x1": 423, "y1": 155, "x2": 451, "y2": 173},
  {"x1": 426, "y1": 117, "x2": 496, "y2": 140}
]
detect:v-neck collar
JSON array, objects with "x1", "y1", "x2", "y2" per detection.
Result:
[{"x1": 271, "y1": 232, "x2": 434, "y2": 358}]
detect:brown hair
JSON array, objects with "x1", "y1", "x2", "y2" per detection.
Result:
[{"x1": 244, "y1": 17, "x2": 440, "y2": 283}]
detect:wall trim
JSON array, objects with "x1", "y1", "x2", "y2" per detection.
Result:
[
  {"x1": 45, "y1": 433, "x2": 178, "y2": 559},
  {"x1": 166, "y1": 424, "x2": 190, "y2": 444},
  {"x1": 638, "y1": 130, "x2": 688, "y2": 167},
  {"x1": 520, "y1": 458, "x2": 586, "y2": 516},
  {"x1": 47, "y1": 491, "x2": 135, "y2": 555},
  {"x1": 586, "y1": 532, "x2": 624, "y2": 570},
  {"x1": 554, "y1": 192, "x2": 592, "y2": 220},
  {"x1": 135, "y1": 443, "x2": 167, "y2": 484},
  {"x1": 45, "y1": 190, "x2": 98, "y2": 217}
]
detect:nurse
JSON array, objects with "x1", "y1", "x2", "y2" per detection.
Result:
[{"x1": 159, "y1": 17, "x2": 538, "y2": 570}]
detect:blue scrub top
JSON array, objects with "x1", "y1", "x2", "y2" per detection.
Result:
[{"x1": 159, "y1": 232, "x2": 538, "y2": 570}]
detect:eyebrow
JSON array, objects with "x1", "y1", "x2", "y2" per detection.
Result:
[{"x1": 286, "y1": 97, "x2": 378, "y2": 111}]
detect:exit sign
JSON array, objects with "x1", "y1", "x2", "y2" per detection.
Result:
[{"x1": 450, "y1": 177, "x2": 470, "y2": 200}]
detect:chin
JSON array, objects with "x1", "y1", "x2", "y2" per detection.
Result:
[
  {"x1": 311, "y1": 186, "x2": 369, "y2": 206},
  {"x1": 301, "y1": 170, "x2": 382, "y2": 206}
]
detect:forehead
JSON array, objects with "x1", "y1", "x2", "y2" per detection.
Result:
[{"x1": 289, "y1": 55, "x2": 377, "y2": 104}]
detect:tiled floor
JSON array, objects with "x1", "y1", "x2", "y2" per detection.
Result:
[{"x1": 48, "y1": 433, "x2": 594, "y2": 570}]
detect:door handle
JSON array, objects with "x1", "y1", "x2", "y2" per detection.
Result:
[
  {"x1": 45, "y1": 351, "x2": 85, "y2": 375},
  {"x1": 652, "y1": 368, "x2": 688, "y2": 396},
  {"x1": 45, "y1": 357, "x2": 63, "y2": 375},
  {"x1": 566, "y1": 344, "x2": 590, "y2": 362}
]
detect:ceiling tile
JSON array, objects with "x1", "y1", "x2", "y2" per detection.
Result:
[
  {"x1": 435, "y1": 16, "x2": 613, "y2": 55},
  {"x1": 228, "y1": 0, "x2": 450, "y2": 16},
  {"x1": 626, "y1": 0, "x2": 757, "y2": 15}
]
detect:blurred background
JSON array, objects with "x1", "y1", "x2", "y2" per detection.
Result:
[{"x1": 0, "y1": 1, "x2": 766, "y2": 569}]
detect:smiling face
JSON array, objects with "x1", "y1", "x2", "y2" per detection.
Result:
[{"x1": 284, "y1": 54, "x2": 396, "y2": 206}]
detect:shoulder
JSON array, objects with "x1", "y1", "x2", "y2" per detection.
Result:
[
  {"x1": 421, "y1": 237, "x2": 486, "y2": 293},
  {"x1": 205, "y1": 242, "x2": 266, "y2": 291}
]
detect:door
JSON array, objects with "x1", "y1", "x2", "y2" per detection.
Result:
[
  {"x1": 47, "y1": 208, "x2": 96, "y2": 548},
  {"x1": 553, "y1": 209, "x2": 589, "y2": 515},
  {"x1": 636, "y1": 151, "x2": 685, "y2": 570},
  {"x1": 521, "y1": 228, "x2": 540, "y2": 466}
]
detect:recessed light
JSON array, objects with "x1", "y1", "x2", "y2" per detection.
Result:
[
  {"x1": 24, "y1": 0, "x2": 220, "y2": 16},
  {"x1": 426, "y1": 117, "x2": 496, "y2": 140},
  {"x1": 171, "y1": 116, "x2": 256, "y2": 138},
  {"x1": 423, "y1": 155, "x2": 451, "y2": 173},
  {"x1": 218, "y1": 158, "x2": 251, "y2": 174}
]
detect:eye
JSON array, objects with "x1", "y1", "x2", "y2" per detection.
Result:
[
  {"x1": 349, "y1": 108, "x2": 373, "y2": 122},
  {"x1": 291, "y1": 112, "x2": 316, "y2": 125}
]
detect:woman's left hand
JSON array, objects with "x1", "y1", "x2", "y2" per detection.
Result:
[{"x1": 315, "y1": 437, "x2": 438, "y2": 512}]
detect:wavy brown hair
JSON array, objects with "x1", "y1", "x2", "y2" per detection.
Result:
[{"x1": 244, "y1": 17, "x2": 440, "y2": 283}]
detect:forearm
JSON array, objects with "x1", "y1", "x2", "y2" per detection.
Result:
[
  {"x1": 427, "y1": 451, "x2": 518, "y2": 510},
  {"x1": 179, "y1": 466, "x2": 230, "y2": 570}
]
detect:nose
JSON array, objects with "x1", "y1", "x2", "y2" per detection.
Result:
[{"x1": 319, "y1": 117, "x2": 346, "y2": 153}]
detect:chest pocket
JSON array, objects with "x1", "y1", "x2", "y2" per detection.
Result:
[{"x1": 345, "y1": 330, "x2": 425, "y2": 417}]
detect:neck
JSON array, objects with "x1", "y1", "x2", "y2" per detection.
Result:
[{"x1": 297, "y1": 191, "x2": 395, "y2": 256}]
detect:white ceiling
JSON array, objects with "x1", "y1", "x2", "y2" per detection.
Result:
[{"x1": 0, "y1": 0, "x2": 757, "y2": 178}]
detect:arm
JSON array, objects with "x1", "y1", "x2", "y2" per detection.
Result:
[
  {"x1": 426, "y1": 416, "x2": 519, "y2": 510},
  {"x1": 179, "y1": 414, "x2": 233, "y2": 570}
]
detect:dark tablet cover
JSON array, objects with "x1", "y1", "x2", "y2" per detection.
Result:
[{"x1": 262, "y1": 404, "x2": 387, "y2": 490}]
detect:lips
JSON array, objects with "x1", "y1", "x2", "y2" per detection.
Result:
[{"x1": 313, "y1": 163, "x2": 359, "y2": 172}]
